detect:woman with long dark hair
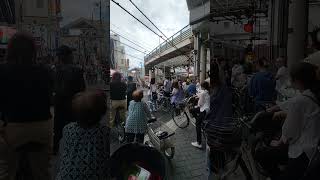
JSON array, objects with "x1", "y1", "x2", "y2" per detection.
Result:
[
  {"x1": 271, "y1": 62, "x2": 320, "y2": 180},
  {"x1": 0, "y1": 32, "x2": 53, "y2": 179}
]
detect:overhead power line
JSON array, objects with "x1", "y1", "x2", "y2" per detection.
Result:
[
  {"x1": 111, "y1": 0, "x2": 164, "y2": 40},
  {"x1": 113, "y1": 49, "x2": 144, "y2": 62},
  {"x1": 114, "y1": 39, "x2": 147, "y2": 54},
  {"x1": 110, "y1": 29, "x2": 152, "y2": 52},
  {"x1": 111, "y1": 23, "x2": 154, "y2": 48},
  {"x1": 128, "y1": 0, "x2": 192, "y2": 62}
]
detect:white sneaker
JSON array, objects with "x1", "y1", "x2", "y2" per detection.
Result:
[{"x1": 191, "y1": 142, "x2": 202, "y2": 148}]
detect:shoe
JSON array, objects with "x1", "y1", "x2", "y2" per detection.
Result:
[{"x1": 191, "y1": 142, "x2": 202, "y2": 149}]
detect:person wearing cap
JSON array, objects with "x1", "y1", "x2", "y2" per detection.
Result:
[{"x1": 53, "y1": 45, "x2": 86, "y2": 154}]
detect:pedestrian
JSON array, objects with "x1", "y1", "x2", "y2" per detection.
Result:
[
  {"x1": 231, "y1": 59, "x2": 247, "y2": 88},
  {"x1": 125, "y1": 90, "x2": 152, "y2": 143},
  {"x1": 53, "y1": 45, "x2": 86, "y2": 154},
  {"x1": 204, "y1": 63, "x2": 233, "y2": 179},
  {"x1": 271, "y1": 62, "x2": 320, "y2": 180},
  {"x1": 171, "y1": 81, "x2": 184, "y2": 105},
  {"x1": 56, "y1": 90, "x2": 110, "y2": 180},
  {"x1": 191, "y1": 81, "x2": 210, "y2": 149},
  {"x1": 110, "y1": 72, "x2": 127, "y2": 127},
  {"x1": 0, "y1": 32, "x2": 53, "y2": 180},
  {"x1": 275, "y1": 57, "x2": 289, "y2": 101},
  {"x1": 163, "y1": 77, "x2": 172, "y2": 97},
  {"x1": 187, "y1": 80, "x2": 197, "y2": 96},
  {"x1": 148, "y1": 78, "x2": 158, "y2": 112},
  {"x1": 248, "y1": 58, "x2": 276, "y2": 112},
  {"x1": 127, "y1": 76, "x2": 137, "y2": 109}
]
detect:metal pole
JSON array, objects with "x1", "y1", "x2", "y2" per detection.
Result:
[{"x1": 287, "y1": 0, "x2": 308, "y2": 69}]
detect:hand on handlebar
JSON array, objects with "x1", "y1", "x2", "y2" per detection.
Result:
[
  {"x1": 270, "y1": 139, "x2": 283, "y2": 147},
  {"x1": 266, "y1": 105, "x2": 280, "y2": 113}
]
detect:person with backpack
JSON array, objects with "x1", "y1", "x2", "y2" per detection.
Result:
[{"x1": 53, "y1": 45, "x2": 86, "y2": 154}]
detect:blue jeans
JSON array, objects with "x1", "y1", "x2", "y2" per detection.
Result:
[{"x1": 148, "y1": 95, "x2": 157, "y2": 111}]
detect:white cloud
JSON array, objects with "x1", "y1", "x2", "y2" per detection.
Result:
[
  {"x1": 61, "y1": 0, "x2": 189, "y2": 68},
  {"x1": 111, "y1": 0, "x2": 189, "y2": 68}
]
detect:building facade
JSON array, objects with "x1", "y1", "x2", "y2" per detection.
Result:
[
  {"x1": 61, "y1": 18, "x2": 108, "y2": 85},
  {"x1": 110, "y1": 34, "x2": 129, "y2": 77}
]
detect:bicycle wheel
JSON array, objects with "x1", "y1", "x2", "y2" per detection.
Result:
[
  {"x1": 116, "y1": 122, "x2": 125, "y2": 143},
  {"x1": 171, "y1": 106, "x2": 190, "y2": 129},
  {"x1": 161, "y1": 98, "x2": 170, "y2": 112}
]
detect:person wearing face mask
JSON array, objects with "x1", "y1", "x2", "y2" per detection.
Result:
[{"x1": 191, "y1": 81, "x2": 210, "y2": 149}]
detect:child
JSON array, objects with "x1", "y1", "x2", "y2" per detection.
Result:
[
  {"x1": 125, "y1": 90, "x2": 152, "y2": 143},
  {"x1": 56, "y1": 90, "x2": 110, "y2": 180}
]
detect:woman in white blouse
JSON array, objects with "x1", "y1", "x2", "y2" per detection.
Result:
[
  {"x1": 271, "y1": 62, "x2": 320, "y2": 180},
  {"x1": 191, "y1": 81, "x2": 210, "y2": 148}
]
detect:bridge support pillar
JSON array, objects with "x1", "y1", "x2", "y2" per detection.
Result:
[
  {"x1": 200, "y1": 44, "x2": 207, "y2": 82},
  {"x1": 287, "y1": 0, "x2": 308, "y2": 70}
]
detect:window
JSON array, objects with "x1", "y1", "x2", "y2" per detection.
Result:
[
  {"x1": 36, "y1": 0, "x2": 44, "y2": 8},
  {"x1": 121, "y1": 59, "x2": 124, "y2": 65}
]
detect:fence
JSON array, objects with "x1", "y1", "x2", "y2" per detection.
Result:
[{"x1": 144, "y1": 25, "x2": 192, "y2": 63}]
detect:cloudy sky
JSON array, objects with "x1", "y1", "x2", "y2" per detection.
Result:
[{"x1": 62, "y1": 0, "x2": 189, "y2": 69}]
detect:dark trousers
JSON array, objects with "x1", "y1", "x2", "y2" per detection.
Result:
[
  {"x1": 277, "y1": 153, "x2": 309, "y2": 180},
  {"x1": 126, "y1": 133, "x2": 145, "y2": 143},
  {"x1": 190, "y1": 107, "x2": 206, "y2": 144},
  {"x1": 53, "y1": 99, "x2": 73, "y2": 154}
]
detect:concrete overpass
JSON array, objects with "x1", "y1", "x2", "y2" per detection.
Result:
[{"x1": 144, "y1": 25, "x2": 194, "y2": 75}]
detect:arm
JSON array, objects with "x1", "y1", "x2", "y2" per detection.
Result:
[
  {"x1": 281, "y1": 98, "x2": 305, "y2": 144},
  {"x1": 197, "y1": 92, "x2": 205, "y2": 108},
  {"x1": 172, "y1": 88, "x2": 178, "y2": 95}
]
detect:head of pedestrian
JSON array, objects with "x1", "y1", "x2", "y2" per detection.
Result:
[
  {"x1": 172, "y1": 81, "x2": 179, "y2": 89},
  {"x1": 132, "y1": 90, "x2": 143, "y2": 102},
  {"x1": 128, "y1": 76, "x2": 133, "y2": 82},
  {"x1": 255, "y1": 58, "x2": 268, "y2": 71},
  {"x1": 276, "y1": 57, "x2": 286, "y2": 68},
  {"x1": 290, "y1": 62, "x2": 320, "y2": 94},
  {"x1": 112, "y1": 71, "x2": 122, "y2": 82},
  {"x1": 72, "y1": 90, "x2": 107, "y2": 128},
  {"x1": 6, "y1": 32, "x2": 36, "y2": 65},
  {"x1": 57, "y1": 45, "x2": 75, "y2": 64},
  {"x1": 201, "y1": 81, "x2": 210, "y2": 91}
]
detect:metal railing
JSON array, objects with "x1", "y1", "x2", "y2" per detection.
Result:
[{"x1": 144, "y1": 25, "x2": 192, "y2": 63}]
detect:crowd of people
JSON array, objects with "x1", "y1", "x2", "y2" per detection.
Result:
[{"x1": 0, "y1": 32, "x2": 319, "y2": 180}]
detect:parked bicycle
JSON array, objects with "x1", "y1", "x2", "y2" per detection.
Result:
[
  {"x1": 144, "y1": 117, "x2": 175, "y2": 159},
  {"x1": 208, "y1": 112, "x2": 286, "y2": 180},
  {"x1": 157, "y1": 90, "x2": 171, "y2": 112},
  {"x1": 170, "y1": 95, "x2": 197, "y2": 129}
]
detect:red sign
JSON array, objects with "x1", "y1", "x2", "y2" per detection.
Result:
[{"x1": 244, "y1": 23, "x2": 253, "y2": 33}]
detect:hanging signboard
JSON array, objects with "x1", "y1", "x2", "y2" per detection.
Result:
[{"x1": 0, "y1": 26, "x2": 17, "y2": 48}]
